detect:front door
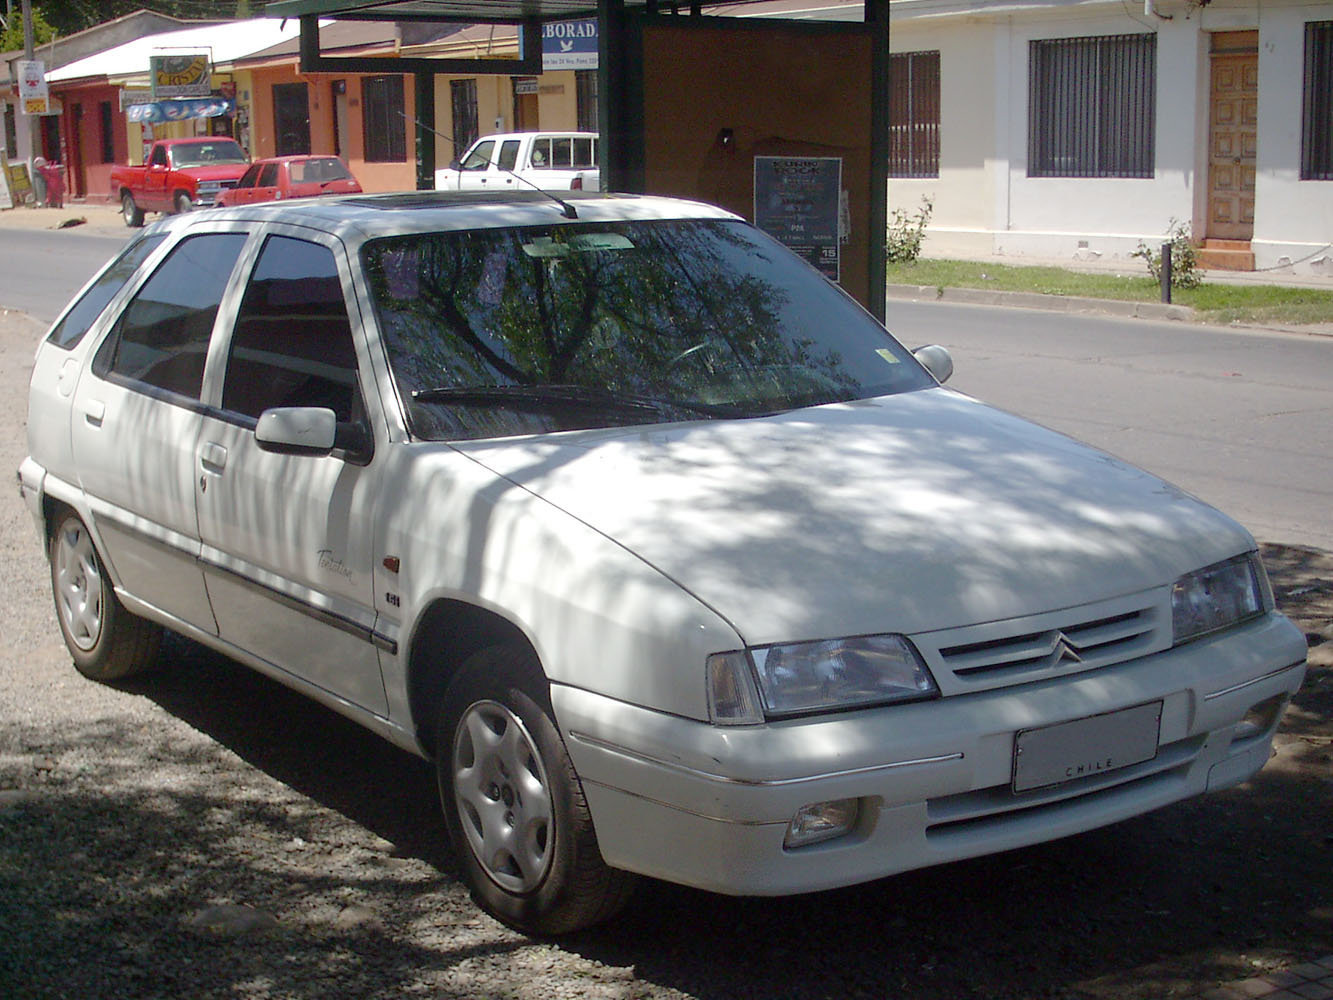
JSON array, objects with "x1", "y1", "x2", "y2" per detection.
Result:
[
  {"x1": 273, "y1": 83, "x2": 311, "y2": 157},
  {"x1": 195, "y1": 230, "x2": 387, "y2": 714},
  {"x1": 1207, "y1": 31, "x2": 1258, "y2": 241}
]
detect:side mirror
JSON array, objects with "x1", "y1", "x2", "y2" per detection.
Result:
[
  {"x1": 912, "y1": 344, "x2": 954, "y2": 385},
  {"x1": 448, "y1": 158, "x2": 462, "y2": 171},
  {"x1": 255, "y1": 407, "x2": 337, "y2": 455}
]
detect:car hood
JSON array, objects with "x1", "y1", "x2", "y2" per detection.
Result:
[{"x1": 450, "y1": 388, "x2": 1254, "y2": 644}]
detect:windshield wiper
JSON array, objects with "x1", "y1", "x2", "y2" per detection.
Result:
[{"x1": 411, "y1": 384, "x2": 739, "y2": 418}]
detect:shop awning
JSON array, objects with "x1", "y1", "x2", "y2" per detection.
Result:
[{"x1": 126, "y1": 98, "x2": 235, "y2": 123}]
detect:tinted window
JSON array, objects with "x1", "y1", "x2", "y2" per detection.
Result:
[
  {"x1": 47, "y1": 234, "x2": 166, "y2": 350},
  {"x1": 96, "y1": 233, "x2": 248, "y2": 400},
  {"x1": 498, "y1": 140, "x2": 520, "y2": 172},
  {"x1": 364, "y1": 220, "x2": 933, "y2": 442},
  {"x1": 222, "y1": 236, "x2": 362, "y2": 424},
  {"x1": 235, "y1": 164, "x2": 261, "y2": 188},
  {"x1": 258, "y1": 163, "x2": 280, "y2": 187}
]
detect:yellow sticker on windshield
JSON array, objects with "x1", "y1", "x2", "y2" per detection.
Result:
[{"x1": 876, "y1": 349, "x2": 901, "y2": 364}]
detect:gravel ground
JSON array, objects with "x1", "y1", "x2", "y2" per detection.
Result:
[{"x1": 0, "y1": 306, "x2": 1329, "y2": 1000}]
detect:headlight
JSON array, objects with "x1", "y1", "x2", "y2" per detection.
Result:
[
  {"x1": 707, "y1": 634, "x2": 938, "y2": 724},
  {"x1": 1171, "y1": 553, "x2": 1269, "y2": 644}
]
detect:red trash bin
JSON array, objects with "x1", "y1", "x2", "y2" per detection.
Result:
[{"x1": 37, "y1": 161, "x2": 65, "y2": 208}]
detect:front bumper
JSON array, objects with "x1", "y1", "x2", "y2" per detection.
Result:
[{"x1": 554, "y1": 612, "x2": 1306, "y2": 896}]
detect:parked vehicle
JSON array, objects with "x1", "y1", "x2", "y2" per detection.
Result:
[
  {"x1": 20, "y1": 191, "x2": 1307, "y2": 936},
  {"x1": 111, "y1": 137, "x2": 249, "y2": 227},
  {"x1": 215, "y1": 155, "x2": 362, "y2": 207},
  {"x1": 435, "y1": 131, "x2": 599, "y2": 192}
]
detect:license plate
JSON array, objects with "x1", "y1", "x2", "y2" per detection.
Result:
[{"x1": 1012, "y1": 701, "x2": 1162, "y2": 793}]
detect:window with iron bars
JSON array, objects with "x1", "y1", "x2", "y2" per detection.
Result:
[
  {"x1": 889, "y1": 51, "x2": 939, "y2": 178},
  {"x1": 450, "y1": 79, "x2": 479, "y2": 158},
  {"x1": 1028, "y1": 33, "x2": 1156, "y2": 178},
  {"x1": 362, "y1": 76, "x2": 406, "y2": 163},
  {"x1": 1302, "y1": 21, "x2": 1333, "y2": 180}
]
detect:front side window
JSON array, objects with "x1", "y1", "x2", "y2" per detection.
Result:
[
  {"x1": 222, "y1": 236, "x2": 363, "y2": 424},
  {"x1": 48, "y1": 234, "x2": 166, "y2": 350},
  {"x1": 363, "y1": 76, "x2": 406, "y2": 162},
  {"x1": 235, "y1": 164, "x2": 261, "y2": 188},
  {"x1": 95, "y1": 233, "x2": 248, "y2": 400},
  {"x1": 461, "y1": 141, "x2": 494, "y2": 171},
  {"x1": 1303, "y1": 21, "x2": 1333, "y2": 180},
  {"x1": 889, "y1": 51, "x2": 940, "y2": 178},
  {"x1": 364, "y1": 220, "x2": 933, "y2": 442},
  {"x1": 1029, "y1": 33, "x2": 1156, "y2": 178}
]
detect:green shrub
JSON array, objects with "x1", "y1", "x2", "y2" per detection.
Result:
[
  {"x1": 1133, "y1": 219, "x2": 1202, "y2": 289},
  {"x1": 886, "y1": 196, "x2": 933, "y2": 264}
]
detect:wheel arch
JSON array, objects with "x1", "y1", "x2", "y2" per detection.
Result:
[{"x1": 406, "y1": 598, "x2": 542, "y2": 757}]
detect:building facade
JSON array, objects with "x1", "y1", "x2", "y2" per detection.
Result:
[{"x1": 884, "y1": 0, "x2": 1333, "y2": 273}]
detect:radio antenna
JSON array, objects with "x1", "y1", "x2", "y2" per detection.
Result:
[{"x1": 400, "y1": 113, "x2": 579, "y2": 219}]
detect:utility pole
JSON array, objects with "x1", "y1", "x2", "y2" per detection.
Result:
[{"x1": 22, "y1": 0, "x2": 39, "y2": 176}]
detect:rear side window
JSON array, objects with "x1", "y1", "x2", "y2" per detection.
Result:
[
  {"x1": 222, "y1": 235, "x2": 363, "y2": 424},
  {"x1": 498, "y1": 140, "x2": 521, "y2": 171},
  {"x1": 94, "y1": 232, "x2": 248, "y2": 401},
  {"x1": 47, "y1": 234, "x2": 166, "y2": 350}
]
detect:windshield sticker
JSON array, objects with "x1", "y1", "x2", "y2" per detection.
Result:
[{"x1": 876, "y1": 349, "x2": 902, "y2": 364}]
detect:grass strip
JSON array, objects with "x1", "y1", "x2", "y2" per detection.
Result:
[{"x1": 886, "y1": 259, "x2": 1333, "y2": 326}]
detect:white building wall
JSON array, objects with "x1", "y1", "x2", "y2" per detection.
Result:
[
  {"x1": 889, "y1": 19, "x2": 999, "y2": 256},
  {"x1": 890, "y1": 0, "x2": 1333, "y2": 274},
  {"x1": 1248, "y1": 3, "x2": 1333, "y2": 272}
]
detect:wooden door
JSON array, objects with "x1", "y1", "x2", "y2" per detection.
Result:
[{"x1": 1207, "y1": 31, "x2": 1258, "y2": 241}]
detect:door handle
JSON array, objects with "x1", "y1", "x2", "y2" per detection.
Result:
[
  {"x1": 81, "y1": 399, "x2": 105, "y2": 426},
  {"x1": 200, "y1": 441, "x2": 228, "y2": 473}
]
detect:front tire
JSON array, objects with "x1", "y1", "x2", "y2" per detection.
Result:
[
  {"x1": 50, "y1": 510, "x2": 161, "y2": 681},
  {"x1": 173, "y1": 192, "x2": 193, "y2": 214},
  {"x1": 121, "y1": 192, "x2": 144, "y2": 228},
  {"x1": 438, "y1": 645, "x2": 635, "y2": 935}
]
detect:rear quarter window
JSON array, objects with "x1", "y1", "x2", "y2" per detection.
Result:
[{"x1": 46, "y1": 234, "x2": 167, "y2": 350}]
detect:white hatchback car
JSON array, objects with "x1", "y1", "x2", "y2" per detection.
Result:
[{"x1": 20, "y1": 192, "x2": 1306, "y2": 935}]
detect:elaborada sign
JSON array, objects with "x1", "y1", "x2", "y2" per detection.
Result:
[
  {"x1": 151, "y1": 53, "x2": 212, "y2": 99},
  {"x1": 542, "y1": 19, "x2": 597, "y2": 71}
]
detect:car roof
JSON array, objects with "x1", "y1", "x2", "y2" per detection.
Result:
[{"x1": 152, "y1": 191, "x2": 741, "y2": 242}]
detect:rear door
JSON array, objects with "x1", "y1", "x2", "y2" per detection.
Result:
[{"x1": 70, "y1": 228, "x2": 253, "y2": 632}]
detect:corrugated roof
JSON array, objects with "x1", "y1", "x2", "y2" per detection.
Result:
[{"x1": 45, "y1": 19, "x2": 305, "y2": 84}]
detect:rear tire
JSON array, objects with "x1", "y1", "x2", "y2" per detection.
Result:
[
  {"x1": 49, "y1": 510, "x2": 162, "y2": 681},
  {"x1": 437, "y1": 644, "x2": 635, "y2": 935},
  {"x1": 121, "y1": 192, "x2": 144, "y2": 228}
]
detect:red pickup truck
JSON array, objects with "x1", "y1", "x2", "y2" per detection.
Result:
[{"x1": 111, "y1": 137, "x2": 250, "y2": 227}]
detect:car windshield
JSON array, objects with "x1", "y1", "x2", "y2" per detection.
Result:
[
  {"x1": 364, "y1": 218, "x2": 934, "y2": 441},
  {"x1": 171, "y1": 141, "x2": 247, "y2": 167}
]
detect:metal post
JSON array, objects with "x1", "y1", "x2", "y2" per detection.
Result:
[
  {"x1": 868, "y1": 0, "x2": 890, "y2": 323},
  {"x1": 1160, "y1": 241, "x2": 1172, "y2": 304},
  {"x1": 22, "y1": 0, "x2": 39, "y2": 177},
  {"x1": 414, "y1": 72, "x2": 435, "y2": 191}
]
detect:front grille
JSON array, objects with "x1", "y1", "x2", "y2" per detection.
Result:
[{"x1": 912, "y1": 590, "x2": 1168, "y2": 695}]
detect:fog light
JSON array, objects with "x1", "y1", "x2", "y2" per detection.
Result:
[
  {"x1": 784, "y1": 799, "x2": 859, "y2": 849},
  {"x1": 1234, "y1": 695, "x2": 1285, "y2": 742}
]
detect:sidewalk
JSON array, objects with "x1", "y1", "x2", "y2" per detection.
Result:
[{"x1": 0, "y1": 200, "x2": 127, "y2": 237}]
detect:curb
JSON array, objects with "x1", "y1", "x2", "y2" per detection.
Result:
[{"x1": 887, "y1": 283, "x2": 1195, "y2": 322}]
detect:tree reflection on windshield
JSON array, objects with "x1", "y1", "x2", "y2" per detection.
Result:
[{"x1": 363, "y1": 218, "x2": 931, "y2": 441}]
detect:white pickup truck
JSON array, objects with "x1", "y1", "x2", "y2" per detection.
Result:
[{"x1": 435, "y1": 131, "x2": 600, "y2": 192}]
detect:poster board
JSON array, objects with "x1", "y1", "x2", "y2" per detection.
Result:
[
  {"x1": 754, "y1": 156, "x2": 842, "y2": 281},
  {"x1": 0, "y1": 161, "x2": 34, "y2": 209}
]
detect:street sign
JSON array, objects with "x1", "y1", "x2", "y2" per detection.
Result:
[{"x1": 17, "y1": 60, "x2": 49, "y2": 116}]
